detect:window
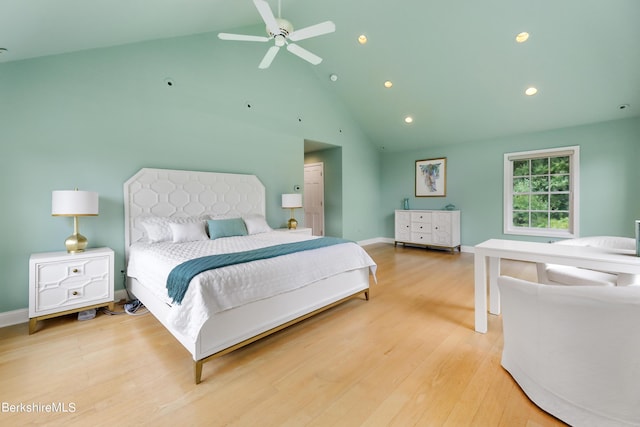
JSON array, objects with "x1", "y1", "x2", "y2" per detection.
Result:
[{"x1": 504, "y1": 146, "x2": 579, "y2": 238}]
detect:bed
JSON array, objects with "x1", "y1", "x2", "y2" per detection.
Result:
[{"x1": 123, "y1": 168, "x2": 376, "y2": 383}]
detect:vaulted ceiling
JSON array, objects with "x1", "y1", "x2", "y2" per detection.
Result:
[{"x1": 2, "y1": 0, "x2": 638, "y2": 151}]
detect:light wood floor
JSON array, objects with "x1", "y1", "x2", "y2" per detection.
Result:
[{"x1": 0, "y1": 243, "x2": 567, "y2": 427}]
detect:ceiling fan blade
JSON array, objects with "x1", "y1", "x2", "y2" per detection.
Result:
[
  {"x1": 259, "y1": 46, "x2": 280, "y2": 69},
  {"x1": 289, "y1": 21, "x2": 336, "y2": 42},
  {"x1": 218, "y1": 33, "x2": 270, "y2": 42},
  {"x1": 286, "y1": 43, "x2": 322, "y2": 65},
  {"x1": 253, "y1": 0, "x2": 280, "y2": 35}
]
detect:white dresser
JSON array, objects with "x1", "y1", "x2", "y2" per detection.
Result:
[
  {"x1": 394, "y1": 210, "x2": 461, "y2": 252},
  {"x1": 28, "y1": 247, "x2": 115, "y2": 333}
]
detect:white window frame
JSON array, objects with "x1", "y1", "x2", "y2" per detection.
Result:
[{"x1": 504, "y1": 146, "x2": 580, "y2": 238}]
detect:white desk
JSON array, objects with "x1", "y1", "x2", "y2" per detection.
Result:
[{"x1": 474, "y1": 238, "x2": 640, "y2": 333}]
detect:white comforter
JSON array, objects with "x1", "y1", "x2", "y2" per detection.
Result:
[{"x1": 127, "y1": 231, "x2": 377, "y2": 339}]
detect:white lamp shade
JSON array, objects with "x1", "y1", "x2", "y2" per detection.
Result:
[
  {"x1": 52, "y1": 190, "x2": 99, "y2": 216},
  {"x1": 281, "y1": 193, "x2": 302, "y2": 208}
]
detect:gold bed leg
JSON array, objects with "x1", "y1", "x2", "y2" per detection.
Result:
[
  {"x1": 28, "y1": 318, "x2": 38, "y2": 335},
  {"x1": 195, "y1": 361, "x2": 203, "y2": 384}
]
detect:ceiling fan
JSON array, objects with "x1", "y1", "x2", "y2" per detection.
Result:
[{"x1": 217, "y1": 0, "x2": 336, "y2": 69}]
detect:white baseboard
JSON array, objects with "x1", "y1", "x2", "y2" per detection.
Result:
[
  {"x1": 0, "y1": 289, "x2": 130, "y2": 328},
  {"x1": 358, "y1": 237, "x2": 394, "y2": 246},
  {"x1": 0, "y1": 308, "x2": 29, "y2": 328},
  {"x1": 114, "y1": 289, "x2": 129, "y2": 303},
  {"x1": 360, "y1": 237, "x2": 474, "y2": 254}
]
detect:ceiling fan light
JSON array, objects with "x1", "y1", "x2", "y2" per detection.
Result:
[{"x1": 275, "y1": 35, "x2": 285, "y2": 47}]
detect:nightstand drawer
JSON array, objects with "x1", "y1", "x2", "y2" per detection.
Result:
[{"x1": 33, "y1": 255, "x2": 111, "y2": 313}]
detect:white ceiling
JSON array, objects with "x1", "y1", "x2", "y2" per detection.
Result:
[{"x1": 2, "y1": 0, "x2": 639, "y2": 151}]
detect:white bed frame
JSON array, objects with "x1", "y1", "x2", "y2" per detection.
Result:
[{"x1": 124, "y1": 168, "x2": 371, "y2": 383}]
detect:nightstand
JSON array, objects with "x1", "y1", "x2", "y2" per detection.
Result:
[
  {"x1": 28, "y1": 247, "x2": 115, "y2": 334},
  {"x1": 275, "y1": 227, "x2": 313, "y2": 235}
]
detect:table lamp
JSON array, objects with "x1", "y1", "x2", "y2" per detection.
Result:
[
  {"x1": 281, "y1": 193, "x2": 302, "y2": 229},
  {"x1": 52, "y1": 189, "x2": 99, "y2": 253}
]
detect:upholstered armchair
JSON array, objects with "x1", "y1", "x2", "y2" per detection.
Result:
[
  {"x1": 536, "y1": 236, "x2": 640, "y2": 287},
  {"x1": 498, "y1": 275, "x2": 640, "y2": 426}
]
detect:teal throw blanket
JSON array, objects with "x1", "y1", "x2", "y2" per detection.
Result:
[{"x1": 167, "y1": 236, "x2": 351, "y2": 304}]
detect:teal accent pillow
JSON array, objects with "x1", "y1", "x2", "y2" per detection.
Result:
[{"x1": 207, "y1": 218, "x2": 248, "y2": 240}]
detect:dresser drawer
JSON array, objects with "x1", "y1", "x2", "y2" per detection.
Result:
[
  {"x1": 411, "y1": 232, "x2": 432, "y2": 244},
  {"x1": 410, "y1": 212, "x2": 431, "y2": 224},
  {"x1": 411, "y1": 221, "x2": 430, "y2": 233}
]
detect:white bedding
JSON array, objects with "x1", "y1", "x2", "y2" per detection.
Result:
[{"x1": 127, "y1": 231, "x2": 377, "y2": 340}]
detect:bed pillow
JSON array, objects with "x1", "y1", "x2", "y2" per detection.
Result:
[
  {"x1": 207, "y1": 218, "x2": 248, "y2": 240},
  {"x1": 169, "y1": 222, "x2": 209, "y2": 243},
  {"x1": 140, "y1": 216, "x2": 206, "y2": 243},
  {"x1": 243, "y1": 215, "x2": 272, "y2": 235},
  {"x1": 140, "y1": 220, "x2": 170, "y2": 243}
]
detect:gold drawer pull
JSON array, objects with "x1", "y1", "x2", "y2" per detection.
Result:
[
  {"x1": 72, "y1": 291, "x2": 79, "y2": 296},
  {"x1": 72, "y1": 268, "x2": 79, "y2": 273}
]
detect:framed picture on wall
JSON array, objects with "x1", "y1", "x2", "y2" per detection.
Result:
[{"x1": 415, "y1": 157, "x2": 447, "y2": 197}]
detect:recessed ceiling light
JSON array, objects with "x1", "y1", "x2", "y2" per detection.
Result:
[
  {"x1": 515, "y1": 32, "x2": 530, "y2": 43},
  {"x1": 525, "y1": 87, "x2": 538, "y2": 96},
  {"x1": 404, "y1": 116, "x2": 413, "y2": 124},
  {"x1": 358, "y1": 34, "x2": 368, "y2": 44},
  {"x1": 384, "y1": 80, "x2": 393, "y2": 88}
]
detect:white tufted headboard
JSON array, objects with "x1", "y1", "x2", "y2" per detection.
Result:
[{"x1": 123, "y1": 168, "x2": 266, "y2": 257}]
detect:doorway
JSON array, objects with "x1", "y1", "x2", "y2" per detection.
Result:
[
  {"x1": 304, "y1": 139, "x2": 342, "y2": 237},
  {"x1": 304, "y1": 162, "x2": 325, "y2": 236}
]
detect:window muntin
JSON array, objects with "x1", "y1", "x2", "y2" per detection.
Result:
[{"x1": 504, "y1": 146, "x2": 579, "y2": 238}]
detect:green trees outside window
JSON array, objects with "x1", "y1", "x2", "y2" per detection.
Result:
[{"x1": 511, "y1": 156, "x2": 570, "y2": 230}]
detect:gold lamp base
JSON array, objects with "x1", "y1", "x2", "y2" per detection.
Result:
[
  {"x1": 64, "y1": 216, "x2": 89, "y2": 253},
  {"x1": 65, "y1": 232, "x2": 88, "y2": 253},
  {"x1": 287, "y1": 217, "x2": 298, "y2": 230}
]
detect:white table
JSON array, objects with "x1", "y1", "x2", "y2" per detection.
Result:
[{"x1": 473, "y1": 238, "x2": 640, "y2": 333}]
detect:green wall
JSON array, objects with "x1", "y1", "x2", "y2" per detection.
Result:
[
  {"x1": 2, "y1": 27, "x2": 638, "y2": 315},
  {"x1": 381, "y1": 117, "x2": 640, "y2": 245},
  {"x1": 0, "y1": 31, "x2": 382, "y2": 312}
]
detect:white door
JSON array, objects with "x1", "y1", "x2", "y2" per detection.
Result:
[{"x1": 304, "y1": 162, "x2": 325, "y2": 236}]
